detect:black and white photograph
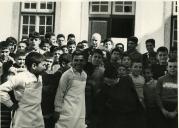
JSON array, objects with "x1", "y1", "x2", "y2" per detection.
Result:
[{"x1": 0, "y1": 0, "x2": 178, "y2": 128}]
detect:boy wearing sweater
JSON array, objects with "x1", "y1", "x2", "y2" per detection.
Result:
[{"x1": 156, "y1": 58, "x2": 177, "y2": 128}]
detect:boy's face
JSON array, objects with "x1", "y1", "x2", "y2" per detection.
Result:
[
  {"x1": 148, "y1": 56, "x2": 157, "y2": 65},
  {"x1": 127, "y1": 41, "x2": 137, "y2": 51},
  {"x1": 18, "y1": 43, "x2": 27, "y2": 51},
  {"x1": 0, "y1": 48, "x2": 10, "y2": 59},
  {"x1": 53, "y1": 50, "x2": 63, "y2": 62},
  {"x1": 122, "y1": 56, "x2": 131, "y2": 67},
  {"x1": 157, "y1": 51, "x2": 168, "y2": 64},
  {"x1": 116, "y1": 44, "x2": 124, "y2": 52},
  {"x1": 42, "y1": 43, "x2": 50, "y2": 52},
  {"x1": 104, "y1": 41, "x2": 113, "y2": 51},
  {"x1": 111, "y1": 51, "x2": 120, "y2": 61},
  {"x1": 62, "y1": 47, "x2": 68, "y2": 54},
  {"x1": 82, "y1": 43, "x2": 88, "y2": 50},
  {"x1": 68, "y1": 44, "x2": 76, "y2": 54},
  {"x1": 92, "y1": 53, "x2": 103, "y2": 66},
  {"x1": 144, "y1": 68, "x2": 153, "y2": 81},
  {"x1": 32, "y1": 38, "x2": 41, "y2": 49},
  {"x1": 45, "y1": 58, "x2": 53, "y2": 70},
  {"x1": 16, "y1": 55, "x2": 26, "y2": 67},
  {"x1": 146, "y1": 42, "x2": 154, "y2": 53},
  {"x1": 131, "y1": 62, "x2": 142, "y2": 76},
  {"x1": 117, "y1": 66, "x2": 127, "y2": 77},
  {"x1": 57, "y1": 37, "x2": 65, "y2": 46},
  {"x1": 167, "y1": 62, "x2": 177, "y2": 76},
  {"x1": 34, "y1": 61, "x2": 46, "y2": 75},
  {"x1": 72, "y1": 55, "x2": 85, "y2": 72},
  {"x1": 50, "y1": 36, "x2": 56, "y2": 44}
]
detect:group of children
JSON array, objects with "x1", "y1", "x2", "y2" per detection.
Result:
[{"x1": 0, "y1": 31, "x2": 177, "y2": 128}]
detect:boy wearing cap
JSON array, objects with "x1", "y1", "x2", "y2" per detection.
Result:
[{"x1": 28, "y1": 31, "x2": 45, "y2": 55}]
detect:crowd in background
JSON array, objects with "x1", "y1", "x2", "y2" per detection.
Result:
[{"x1": 0, "y1": 31, "x2": 177, "y2": 128}]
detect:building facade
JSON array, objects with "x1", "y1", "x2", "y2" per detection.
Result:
[{"x1": 0, "y1": 1, "x2": 177, "y2": 53}]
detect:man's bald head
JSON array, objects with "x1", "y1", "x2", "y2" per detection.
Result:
[{"x1": 91, "y1": 33, "x2": 101, "y2": 49}]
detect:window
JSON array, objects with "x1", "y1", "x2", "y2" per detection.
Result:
[
  {"x1": 89, "y1": 1, "x2": 111, "y2": 14},
  {"x1": 89, "y1": 1, "x2": 135, "y2": 41},
  {"x1": 112, "y1": 1, "x2": 135, "y2": 15},
  {"x1": 172, "y1": 1, "x2": 177, "y2": 15},
  {"x1": 171, "y1": 1, "x2": 178, "y2": 47},
  {"x1": 20, "y1": 1, "x2": 55, "y2": 39}
]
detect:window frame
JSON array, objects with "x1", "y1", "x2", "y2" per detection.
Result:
[
  {"x1": 112, "y1": 1, "x2": 135, "y2": 15},
  {"x1": 89, "y1": 1, "x2": 111, "y2": 14},
  {"x1": 19, "y1": 2, "x2": 55, "y2": 39},
  {"x1": 21, "y1": 1, "x2": 55, "y2": 13}
]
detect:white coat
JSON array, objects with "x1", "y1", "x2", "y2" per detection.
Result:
[
  {"x1": 55, "y1": 68, "x2": 87, "y2": 128},
  {"x1": 0, "y1": 71, "x2": 44, "y2": 128}
]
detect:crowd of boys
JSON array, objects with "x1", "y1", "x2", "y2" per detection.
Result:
[{"x1": 0, "y1": 31, "x2": 177, "y2": 128}]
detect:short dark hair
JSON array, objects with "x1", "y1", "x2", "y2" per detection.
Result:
[
  {"x1": 0, "y1": 41, "x2": 10, "y2": 50},
  {"x1": 111, "y1": 48, "x2": 121, "y2": 55},
  {"x1": 29, "y1": 31, "x2": 40, "y2": 38},
  {"x1": 131, "y1": 60, "x2": 143, "y2": 67},
  {"x1": 25, "y1": 52, "x2": 45, "y2": 71},
  {"x1": 127, "y1": 36, "x2": 138, "y2": 45},
  {"x1": 103, "y1": 38, "x2": 114, "y2": 45},
  {"x1": 91, "y1": 49, "x2": 103, "y2": 58},
  {"x1": 40, "y1": 38, "x2": 52, "y2": 47},
  {"x1": 157, "y1": 46, "x2": 168, "y2": 54},
  {"x1": 57, "y1": 34, "x2": 65, "y2": 39},
  {"x1": 45, "y1": 32, "x2": 55, "y2": 39},
  {"x1": 43, "y1": 51, "x2": 53, "y2": 59},
  {"x1": 81, "y1": 40, "x2": 88, "y2": 44},
  {"x1": 121, "y1": 53, "x2": 132, "y2": 60},
  {"x1": 67, "y1": 33, "x2": 75, "y2": 40},
  {"x1": 6, "y1": 37, "x2": 17, "y2": 45},
  {"x1": 72, "y1": 50, "x2": 84, "y2": 60},
  {"x1": 145, "y1": 39, "x2": 155, "y2": 47},
  {"x1": 59, "y1": 53, "x2": 71, "y2": 65},
  {"x1": 116, "y1": 43, "x2": 124, "y2": 48},
  {"x1": 67, "y1": 40, "x2": 76, "y2": 47},
  {"x1": 14, "y1": 52, "x2": 26, "y2": 59},
  {"x1": 61, "y1": 45, "x2": 67, "y2": 49}
]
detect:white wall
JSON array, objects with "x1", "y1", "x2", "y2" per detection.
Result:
[
  {"x1": 135, "y1": 1, "x2": 165, "y2": 54},
  {"x1": 56, "y1": 1, "x2": 83, "y2": 43},
  {"x1": 0, "y1": 2, "x2": 13, "y2": 41}
]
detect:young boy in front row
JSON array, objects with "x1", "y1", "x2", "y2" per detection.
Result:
[
  {"x1": 156, "y1": 58, "x2": 178, "y2": 128},
  {"x1": 129, "y1": 60, "x2": 145, "y2": 106},
  {"x1": 0, "y1": 52, "x2": 46, "y2": 128}
]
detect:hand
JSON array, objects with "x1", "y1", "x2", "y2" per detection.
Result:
[
  {"x1": 167, "y1": 111, "x2": 177, "y2": 119},
  {"x1": 53, "y1": 111, "x2": 60, "y2": 123}
]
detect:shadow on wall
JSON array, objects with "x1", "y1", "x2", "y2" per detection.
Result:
[{"x1": 137, "y1": 23, "x2": 165, "y2": 54}]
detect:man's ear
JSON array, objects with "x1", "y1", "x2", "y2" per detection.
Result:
[{"x1": 32, "y1": 63, "x2": 37, "y2": 70}]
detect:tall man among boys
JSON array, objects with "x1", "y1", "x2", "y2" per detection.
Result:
[
  {"x1": 83, "y1": 33, "x2": 101, "y2": 61},
  {"x1": 0, "y1": 52, "x2": 46, "y2": 128},
  {"x1": 156, "y1": 58, "x2": 178, "y2": 128},
  {"x1": 143, "y1": 39, "x2": 157, "y2": 68},
  {"x1": 54, "y1": 51, "x2": 87, "y2": 128},
  {"x1": 125, "y1": 36, "x2": 142, "y2": 62}
]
